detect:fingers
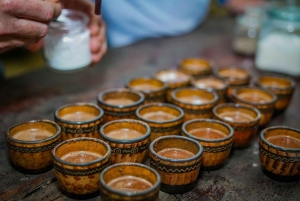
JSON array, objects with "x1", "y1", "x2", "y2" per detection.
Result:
[
  {"x1": 28, "y1": 39, "x2": 44, "y2": 52},
  {"x1": 90, "y1": 17, "x2": 107, "y2": 65},
  {"x1": 13, "y1": 0, "x2": 62, "y2": 21},
  {"x1": 10, "y1": 18, "x2": 49, "y2": 39},
  {"x1": 0, "y1": 36, "x2": 38, "y2": 53},
  {"x1": 91, "y1": 40, "x2": 107, "y2": 65}
]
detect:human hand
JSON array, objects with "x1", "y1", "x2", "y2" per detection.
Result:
[
  {"x1": 60, "y1": 0, "x2": 107, "y2": 65},
  {"x1": 226, "y1": 0, "x2": 266, "y2": 14},
  {"x1": 0, "y1": 0, "x2": 61, "y2": 53}
]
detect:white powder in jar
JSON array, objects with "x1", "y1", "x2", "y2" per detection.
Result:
[
  {"x1": 44, "y1": 9, "x2": 92, "y2": 71},
  {"x1": 255, "y1": 32, "x2": 300, "y2": 76}
]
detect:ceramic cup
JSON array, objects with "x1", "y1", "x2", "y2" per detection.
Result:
[
  {"x1": 54, "y1": 102, "x2": 104, "y2": 141},
  {"x1": 149, "y1": 135, "x2": 203, "y2": 194},
  {"x1": 136, "y1": 103, "x2": 184, "y2": 141},
  {"x1": 6, "y1": 120, "x2": 61, "y2": 173},
  {"x1": 255, "y1": 74, "x2": 295, "y2": 112},
  {"x1": 259, "y1": 126, "x2": 300, "y2": 181},
  {"x1": 52, "y1": 137, "x2": 111, "y2": 199},
  {"x1": 177, "y1": 58, "x2": 213, "y2": 77},
  {"x1": 182, "y1": 119, "x2": 234, "y2": 170},
  {"x1": 213, "y1": 103, "x2": 261, "y2": 148},
  {"x1": 214, "y1": 66, "x2": 250, "y2": 99},
  {"x1": 126, "y1": 77, "x2": 168, "y2": 104},
  {"x1": 97, "y1": 88, "x2": 144, "y2": 124},
  {"x1": 191, "y1": 75, "x2": 229, "y2": 104},
  {"x1": 100, "y1": 163, "x2": 161, "y2": 201},
  {"x1": 99, "y1": 119, "x2": 151, "y2": 164},
  {"x1": 154, "y1": 69, "x2": 191, "y2": 102},
  {"x1": 232, "y1": 87, "x2": 277, "y2": 126},
  {"x1": 170, "y1": 87, "x2": 219, "y2": 122}
]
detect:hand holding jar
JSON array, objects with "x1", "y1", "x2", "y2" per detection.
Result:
[
  {"x1": 60, "y1": 0, "x2": 107, "y2": 65},
  {"x1": 0, "y1": 0, "x2": 61, "y2": 53}
]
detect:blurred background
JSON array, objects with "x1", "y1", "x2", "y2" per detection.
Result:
[
  {"x1": 0, "y1": 0, "x2": 232, "y2": 79},
  {"x1": 1, "y1": 0, "x2": 299, "y2": 79}
]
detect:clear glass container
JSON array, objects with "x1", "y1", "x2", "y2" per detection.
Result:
[
  {"x1": 44, "y1": 9, "x2": 92, "y2": 72},
  {"x1": 255, "y1": 5, "x2": 300, "y2": 76},
  {"x1": 232, "y1": 7, "x2": 265, "y2": 56}
]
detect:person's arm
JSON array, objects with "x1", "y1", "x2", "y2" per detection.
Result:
[
  {"x1": 224, "y1": 0, "x2": 266, "y2": 14},
  {"x1": 0, "y1": 0, "x2": 61, "y2": 53},
  {"x1": 60, "y1": 0, "x2": 107, "y2": 64}
]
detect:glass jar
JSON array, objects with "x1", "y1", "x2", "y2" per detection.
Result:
[
  {"x1": 44, "y1": 9, "x2": 92, "y2": 72},
  {"x1": 232, "y1": 7, "x2": 265, "y2": 56},
  {"x1": 255, "y1": 5, "x2": 300, "y2": 76}
]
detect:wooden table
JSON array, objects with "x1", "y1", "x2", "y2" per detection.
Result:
[{"x1": 1, "y1": 17, "x2": 299, "y2": 201}]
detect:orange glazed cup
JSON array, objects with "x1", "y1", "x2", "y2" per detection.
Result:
[
  {"x1": 182, "y1": 119, "x2": 234, "y2": 170},
  {"x1": 6, "y1": 119, "x2": 61, "y2": 173},
  {"x1": 259, "y1": 126, "x2": 300, "y2": 182},
  {"x1": 52, "y1": 137, "x2": 111, "y2": 199},
  {"x1": 54, "y1": 102, "x2": 104, "y2": 141},
  {"x1": 149, "y1": 135, "x2": 203, "y2": 194}
]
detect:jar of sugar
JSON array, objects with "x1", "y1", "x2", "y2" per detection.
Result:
[
  {"x1": 44, "y1": 9, "x2": 92, "y2": 72},
  {"x1": 255, "y1": 5, "x2": 300, "y2": 76}
]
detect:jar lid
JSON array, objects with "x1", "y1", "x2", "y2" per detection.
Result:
[
  {"x1": 49, "y1": 9, "x2": 89, "y2": 31},
  {"x1": 268, "y1": 6, "x2": 300, "y2": 21}
]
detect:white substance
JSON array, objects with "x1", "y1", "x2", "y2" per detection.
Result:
[
  {"x1": 44, "y1": 29, "x2": 91, "y2": 71},
  {"x1": 255, "y1": 32, "x2": 300, "y2": 76}
]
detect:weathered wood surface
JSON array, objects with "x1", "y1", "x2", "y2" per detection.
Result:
[{"x1": 0, "y1": 17, "x2": 299, "y2": 201}]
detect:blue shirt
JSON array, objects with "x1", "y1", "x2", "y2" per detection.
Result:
[{"x1": 101, "y1": 0, "x2": 211, "y2": 48}]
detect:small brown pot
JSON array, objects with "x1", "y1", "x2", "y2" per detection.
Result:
[
  {"x1": 255, "y1": 74, "x2": 295, "y2": 112},
  {"x1": 191, "y1": 75, "x2": 229, "y2": 104},
  {"x1": 126, "y1": 77, "x2": 168, "y2": 104},
  {"x1": 154, "y1": 69, "x2": 191, "y2": 102},
  {"x1": 100, "y1": 163, "x2": 161, "y2": 201},
  {"x1": 149, "y1": 135, "x2": 203, "y2": 194},
  {"x1": 259, "y1": 126, "x2": 300, "y2": 181},
  {"x1": 170, "y1": 87, "x2": 219, "y2": 122},
  {"x1": 136, "y1": 103, "x2": 184, "y2": 141},
  {"x1": 177, "y1": 57, "x2": 213, "y2": 77},
  {"x1": 52, "y1": 137, "x2": 111, "y2": 199},
  {"x1": 232, "y1": 87, "x2": 277, "y2": 126},
  {"x1": 6, "y1": 119, "x2": 61, "y2": 173},
  {"x1": 182, "y1": 119, "x2": 234, "y2": 170},
  {"x1": 99, "y1": 119, "x2": 151, "y2": 164},
  {"x1": 214, "y1": 66, "x2": 251, "y2": 100},
  {"x1": 97, "y1": 88, "x2": 144, "y2": 123},
  {"x1": 54, "y1": 102, "x2": 104, "y2": 141},
  {"x1": 213, "y1": 103, "x2": 261, "y2": 148}
]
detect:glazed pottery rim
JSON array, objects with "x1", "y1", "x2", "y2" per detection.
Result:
[
  {"x1": 154, "y1": 69, "x2": 191, "y2": 83},
  {"x1": 260, "y1": 126, "x2": 300, "y2": 152},
  {"x1": 97, "y1": 88, "x2": 145, "y2": 109},
  {"x1": 214, "y1": 66, "x2": 250, "y2": 81},
  {"x1": 255, "y1": 74, "x2": 296, "y2": 91},
  {"x1": 52, "y1": 137, "x2": 111, "y2": 166},
  {"x1": 100, "y1": 162, "x2": 161, "y2": 197},
  {"x1": 100, "y1": 119, "x2": 151, "y2": 144},
  {"x1": 54, "y1": 102, "x2": 104, "y2": 124},
  {"x1": 213, "y1": 103, "x2": 261, "y2": 124},
  {"x1": 149, "y1": 135, "x2": 203, "y2": 163},
  {"x1": 6, "y1": 119, "x2": 61, "y2": 145},
  {"x1": 126, "y1": 76, "x2": 168, "y2": 94},
  {"x1": 136, "y1": 103, "x2": 184, "y2": 124},
  {"x1": 177, "y1": 57, "x2": 215, "y2": 71},
  {"x1": 232, "y1": 86, "x2": 278, "y2": 106},
  {"x1": 190, "y1": 75, "x2": 229, "y2": 91},
  {"x1": 182, "y1": 119, "x2": 234, "y2": 143},
  {"x1": 171, "y1": 87, "x2": 219, "y2": 106}
]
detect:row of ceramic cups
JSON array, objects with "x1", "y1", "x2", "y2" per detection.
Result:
[
  {"x1": 4, "y1": 116, "x2": 201, "y2": 199},
  {"x1": 6, "y1": 117, "x2": 300, "y2": 199}
]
